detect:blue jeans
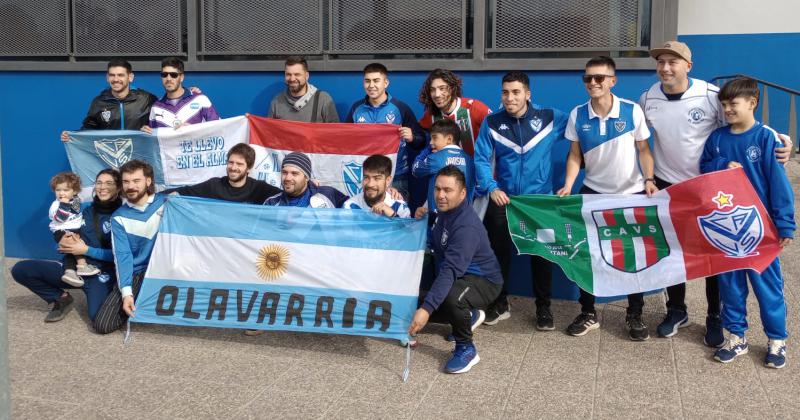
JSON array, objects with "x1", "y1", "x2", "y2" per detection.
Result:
[{"x1": 11, "y1": 259, "x2": 115, "y2": 321}]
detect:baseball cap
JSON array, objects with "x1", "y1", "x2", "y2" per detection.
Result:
[{"x1": 649, "y1": 41, "x2": 692, "y2": 63}]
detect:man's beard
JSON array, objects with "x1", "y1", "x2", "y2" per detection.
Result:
[
  {"x1": 125, "y1": 189, "x2": 147, "y2": 203},
  {"x1": 364, "y1": 189, "x2": 384, "y2": 207},
  {"x1": 227, "y1": 170, "x2": 246, "y2": 183}
]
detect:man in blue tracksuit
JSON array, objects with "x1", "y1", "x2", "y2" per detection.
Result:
[
  {"x1": 473, "y1": 71, "x2": 569, "y2": 329},
  {"x1": 345, "y1": 63, "x2": 426, "y2": 205},
  {"x1": 409, "y1": 165, "x2": 503, "y2": 374},
  {"x1": 111, "y1": 160, "x2": 168, "y2": 326}
]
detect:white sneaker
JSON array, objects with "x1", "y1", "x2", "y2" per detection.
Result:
[
  {"x1": 61, "y1": 269, "x2": 84, "y2": 287},
  {"x1": 76, "y1": 263, "x2": 101, "y2": 276}
]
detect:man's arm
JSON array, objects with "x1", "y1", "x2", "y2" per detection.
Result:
[
  {"x1": 110, "y1": 217, "x2": 135, "y2": 298},
  {"x1": 320, "y1": 92, "x2": 340, "y2": 123},
  {"x1": 473, "y1": 120, "x2": 499, "y2": 195},
  {"x1": 557, "y1": 142, "x2": 583, "y2": 196},
  {"x1": 397, "y1": 101, "x2": 427, "y2": 150},
  {"x1": 636, "y1": 140, "x2": 658, "y2": 196}
]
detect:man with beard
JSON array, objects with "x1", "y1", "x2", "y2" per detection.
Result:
[
  {"x1": 60, "y1": 59, "x2": 157, "y2": 140},
  {"x1": 143, "y1": 57, "x2": 219, "y2": 132},
  {"x1": 105, "y1": 160, "x2": 168, "y2": 320},
  {"x1": 267, "y1": 56, "x2": 339, "y2": 122},
  {"x1": 418, "y1": 68, "x2": 492, "y2": 157},
  {"x1": 263, "y1": 152, "x2": 348, "y2": 208},
  {"x1": 343, "y1": 154, "x2": 411, "y2": 218},
  {"x1": 165, "y1": 143, "x2": 280, "y2": 203}
]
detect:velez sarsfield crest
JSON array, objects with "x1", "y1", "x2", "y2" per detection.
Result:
[
  {"x1": 592, "y1": 206, "x2": 669, "y2": 273},
  {"x1": 342, "y1": 161, "x2": 363, "y2": 197},
  {"x1": 94, "y1": 138, "x2": 133, "y2": 168},
  {"x1": 698, "y1": 205, "x2": 763, "y2": 258}
]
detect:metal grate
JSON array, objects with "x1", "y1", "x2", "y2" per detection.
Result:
[
  {"x1": 491, "y1": 0, "x2": 644, "y2": 51},
  {"x1": 330, "y1": 0, "x2": 469, "y2": 54},
  {"x1": 0, "y1": 0, "x2": 69, "y2": 56},
  {"x1": 72, "y1": 0, "x2": 184, "y2": 56},
  {"x1": 200, "y1": 0, "x2": 323, "y2": 55}
]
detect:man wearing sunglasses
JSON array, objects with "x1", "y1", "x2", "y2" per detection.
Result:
[
  {"x1": 60, "y1": 59, "x2": 157, "y2": 141},
  {"x1": 557, "y1": 56, "x2": 656, "y2": 341},
  {"x1": 143, "y1": 57, "x2": 219, "y2": 132}
]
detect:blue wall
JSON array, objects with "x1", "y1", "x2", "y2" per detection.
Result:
[{"x1": 2, "y1": 32, "x2": 797, "y2": 299}]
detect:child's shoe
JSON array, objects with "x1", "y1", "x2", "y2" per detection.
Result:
[
  {"x1": 714, "y1": 334, "x2": 748, "y2": 363},
  {"x1": 61, "y1": 269, "x2": 84, "y2": 287},
  {"x1": 76, "y1": 263, "x2": 101, "y2": 276},
  {"x1": 765, "y1": 339, "x2": 786, "y2": 369}
]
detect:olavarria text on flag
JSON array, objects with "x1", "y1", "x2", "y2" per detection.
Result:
[
  {"x1": 133, "y1": 196, "x2": 426, "y2": 343},
  {"x1": 64, "y1": 130, "x2": 166, "y2": 199},
  {"x1": 506, "y1": 168, "x2": 781, "y2": 297},
  {"x1": 247, "y1": 115, "x2": 400, "y2": 196}
]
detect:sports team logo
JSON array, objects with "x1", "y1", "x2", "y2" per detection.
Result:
[
  {"x1": 746, "y1": 145, "x2": 762, "y2": 162},
  {"x1": 530, "y1": 117, "x2": 543, "y2": 132},
  {"x1": 592, "y1": 206, "x2": 669, "y2": 273},
  {"x1": 101, "y1": 109, "x2": 111, "y2": 123},
  {"x1": 385, "y1": 113, "x2": 396, "y2": 124},
  {"x1": 688, "y1": 107, "x2": 705, "y2": 123},
  {"x1": 94, "y1": 138, "x2": 133, "y2": 168},
  {"x1": 342, "y1": 161, "x2": 363, "y2": 197},
  {"x1": 698, "y1": 205, "x2": 763, "y2": 258},
  {"x1": 614, "y1": 120, "x2": 626, "y2": 132}
]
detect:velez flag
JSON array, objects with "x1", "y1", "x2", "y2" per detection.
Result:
[
  {"x1": 247, "y1": 115, "x2": 400, "y2": 196},
  {"x1": 64, "y1": 130, "x2": 165, "y2": 199},
  {"x1": 133, "y1": 196, "x2": 426, "y2": 342},
  {"x1": 507, "y1": 168, "x2": 782, "y2": 296}
]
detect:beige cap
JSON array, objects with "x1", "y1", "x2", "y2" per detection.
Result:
[{"x1": 649, "y1": 40, "x2": 692, "y2": 63}]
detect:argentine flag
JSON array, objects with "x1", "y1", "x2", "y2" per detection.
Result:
[{"x1": 133, "y1": 196, "x2": 426, "y2": 342}]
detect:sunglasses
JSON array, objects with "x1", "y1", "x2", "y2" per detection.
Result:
[
  {"x1": 160, "y1": 71, "x2": 182, "y2": 79},
  {"x1": 582, "y1": 74, "x2": 614, "y2": 84}
]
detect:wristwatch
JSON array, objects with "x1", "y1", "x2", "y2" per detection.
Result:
[{"x1": 644, "y1": 178, "x2": 656, "y2": 185}]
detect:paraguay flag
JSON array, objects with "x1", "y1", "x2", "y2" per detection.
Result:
[
  {"x1": 247, "y1": 115, "x2": 400, "y2": 196},
  {"x1": 506, "y1": 168, "x2": 782, "y2": 296},
  {"x1": 132, "y1": 196, "x2": 426, "y2": 342}
]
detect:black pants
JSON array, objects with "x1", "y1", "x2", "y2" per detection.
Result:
[
  {"x1": 483, "y1": 199, "x2": 552, "y2": 310},
  {"x1": 428, "y1": 274, "x2": 502, "y2": 344},
  {"x1": 53, "y1": 230, "x2": 78, "y2": 271},
  {"x1": 578, "y1": 184, "x2": 645, "y2": 315},
  {"x1": 93, "y1": 271, "x2": 144, "y2": 334},
  {"x1": 654, "y1": 176, "x2": 721, "y2": 315}
]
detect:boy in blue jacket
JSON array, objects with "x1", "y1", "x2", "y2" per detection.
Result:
[{"x1": 700, "y1": 77, "x2": 795, "y2": 369}]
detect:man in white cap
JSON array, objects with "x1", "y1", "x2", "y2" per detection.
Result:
[{"x1": 639, "y1": 40, "x2": 793, "y2": 347}]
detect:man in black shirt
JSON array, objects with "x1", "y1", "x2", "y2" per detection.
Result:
[{"x1": 166, "y1": 143, "x2": 280, "y2": 203}]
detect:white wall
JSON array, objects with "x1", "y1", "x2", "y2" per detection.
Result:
[{"x1": 678, "y1": 0, "x2": 800, "y2": 35}]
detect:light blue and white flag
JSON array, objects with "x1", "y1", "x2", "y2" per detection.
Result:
[
  {"x1": 133, "y1": 196, "x2": 426, "y2": 343},
  {"x1": 64, "y1": 130, "x2": 165, "y2": 198}
]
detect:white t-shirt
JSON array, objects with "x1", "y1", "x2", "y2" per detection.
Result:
[
  {"x1": 639, "y1": 78, "x2": 725, "y2": 184},
  {"x1": 566, "y1": 95, "x2": 651, "y2": 194}
]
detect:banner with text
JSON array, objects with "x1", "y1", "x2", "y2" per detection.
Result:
[{"x1": 133, "y1": 196, "x2": 426, "y2": 342}]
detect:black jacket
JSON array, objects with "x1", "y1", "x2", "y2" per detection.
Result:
[{"x1": 81, "y1": 88, "x2": 157, "y2": 130}]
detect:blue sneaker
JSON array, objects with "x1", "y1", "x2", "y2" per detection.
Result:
[
  {"x1": 704, "y1": 315, "x2": 724, "y2": 348},
  {"x1": 714, "y1": 334, "x2": 748, "y2": 363},
  {"x1": 445, "y1": 309, "x2": 485, "y2": 342},
  {"x1": 444, "y1": 342, "x2": 480, "y2": 374},
  {"x1": 765, "y1": 339, "x2": 786, "y2": 369},
  {"x1": 656, "y1": 309, "x2": 689, "y2": 337}
]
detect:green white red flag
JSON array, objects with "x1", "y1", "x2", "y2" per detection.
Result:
[{"x1": 506, "y1": 168, "x2": 781, "y2": 296}]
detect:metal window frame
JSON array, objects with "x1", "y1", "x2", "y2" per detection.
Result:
[
  {"x1": 0, "y1": 0, "x2": 71, "y2": 57},
  {"x1": 0, "y1": 0, "x2": 677, "y2": 71},
  {"x1": 70, "y1": 0, "x2": 185, "y2": 57},
  {"x1": 197, "y1": 0, "x2": 325, "y2": 56}
]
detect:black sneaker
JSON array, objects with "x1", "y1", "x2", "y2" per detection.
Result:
[
  {"x1": 626, "y1": 313, "x2": 650, "y2": 341},
  {"x1": 535, "y1": 306, "x2": 555, "y2": 331},
  {"x1": 483, "y1": 301, "x2": 511, "y2": 326},
  {"x1": 566, "y1": 312, "x2": 599, "y2": 336},
  {"x1": 704, "y1": 314, "x2": 724, "y2": 348},
  {"x1": 45, "y1": 293, "x2": 74, "y2": 323}
]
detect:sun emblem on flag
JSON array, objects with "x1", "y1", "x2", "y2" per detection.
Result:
[{"x1": 256, "y1": 244, "x2": 290, "y2": 280}]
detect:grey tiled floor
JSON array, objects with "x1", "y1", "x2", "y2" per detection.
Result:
[{"x1": 7, "y1": 162, "x2": 800, "y2": 419}]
